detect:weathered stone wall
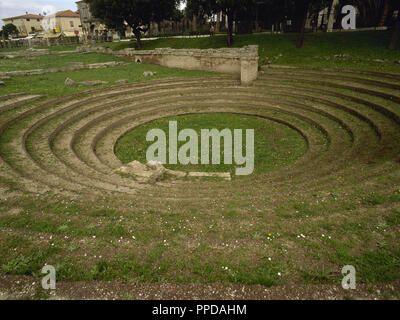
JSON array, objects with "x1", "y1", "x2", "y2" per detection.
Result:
[{"x1": 126, "y1": 46, "x2": 259, "y2": 85}]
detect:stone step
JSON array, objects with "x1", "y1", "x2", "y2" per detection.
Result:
[{"x1": 0, "y1": 94, "x2": 42, "y2": 113}]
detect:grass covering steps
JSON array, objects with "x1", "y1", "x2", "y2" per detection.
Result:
[
  {"x1": 0, "y1": 59, "x2": 399, "y2": 292},
  {"x1": 1, "y1": 69, "x2": 399, "y2": 197},
  {"x1": 262, "y1": 64, "x2": 400, "y2": 81}
]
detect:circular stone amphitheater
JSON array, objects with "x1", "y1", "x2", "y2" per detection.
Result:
[
  {"x1": 0, "y1": 64, "x2": 400, "y2": 299},
  {"x1": 1, "y1": 66, "x2": 399, "y2": 200}
]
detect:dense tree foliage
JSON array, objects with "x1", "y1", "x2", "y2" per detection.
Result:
[
  {"x1": 88, "y1": 0, "x2": 399, "y2": 50},
  {"x1": 388, "y1": 0, "x2": 400, "y2": 50},
  {"x1": 335, "y1": 0, "x2": 396, "y2": 28},
  {"x1": 331, "y1": 0, "x2": 399, "y2": 49},
  {"x1": 186, "y1": 0, "x2": 254, "y2": 46},
  {"x1": 87, "y1": 0, "x2": 180, "y2": 48},
  {"x1": 1, "y1": 23, "x2": 18, "y2": 39},
  {"x1": 186, "y1": 0, "x2": 330, "y2": 46}
]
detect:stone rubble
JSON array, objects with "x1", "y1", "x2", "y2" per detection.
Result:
[
  {"x1": 65, "y1": 78, "x2": 109, "y2": 86},
  {"x1": 64, "y1": 78, "x2": 76, "y2": 86},
  {"x1": 79, "y1": 80, "x2": 109, "y2": 86},
  {"x1": 114, "y1": 160, "x2": 165, "y2": 184},
  {"x1": 188, "y1": 172, "x2": 231, "y2": 181},
  {"x1": 115, "y1": 160, "x2": 231, "y2": 184},
  {"x1": 143, "y1": 71, "x2": 157, "y2": 77},
  {"x1": 115, "y1": 79, "x2": 128, "y2": 84}
]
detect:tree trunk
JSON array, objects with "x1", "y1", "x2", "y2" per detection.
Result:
[
  {"x1": 327, "y1": 0, "x2": 339, "y2": 32},
  {"x1": 379, "y1": 0, "x2": 390, "y2": 27},
  {"x1": 255, "y1": 7, "x2": 259, "y2": 32},
  {"x1": 216, "y1": 12, "x2": 221, "y2": 32},
  {"x1": 227, "y1": 11, "x2": 234, "y2": 46},
  {"x1": 389, "y1": 10, "x2": 400, "y2": 50},
  {"x1": 296, "y1": 1, "x2": 309, "y2": 48},
  {"x1": 134, "y1": 28, "x2": 142, "y2": 49},
  {"x1": 192, "y1": 15, "x2": 198, "y2": 32}
]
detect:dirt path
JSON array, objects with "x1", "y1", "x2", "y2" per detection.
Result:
[{"x1": 0, "y1": 275, "x2": 399, "y2": 300}]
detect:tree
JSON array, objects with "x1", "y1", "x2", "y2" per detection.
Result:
[
  {"x1": 343, "y1": 0, "x2": 391, "y2": 27},
  {"x1": 186, "y1": 0, "x2": 215, "y2": 18},
  {"x1": 327, "y1": 0, "x2": 339, "y2": 32},
  {"x1": 389, "y1": 4, "x2": 400, "y2": 50},
  {"x1": 186, "y1": 0, "x2": 255, "y2": 46},
  {"x1": 379, "y1": 0, "x2": 390, "y2": 27},
  {"x1": 186, "y1": 0, "x2": 215, "y2": 33},
  {"x1": 294, "y1": 0, "x2": 330, "y2": 48},
  {"x1": 216, "y1": 0, "x2": 257, "y2": 45},
  {"x1": 1, "y1": 23, "x2": 18, "y2": 39},
  {"x1": 87, "y1": 0, "x2": 180, "y2": 48},
  {"x1": 295, "y1": 0, "x2": 310, "y2": 48}
]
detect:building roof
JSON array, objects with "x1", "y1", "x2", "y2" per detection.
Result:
[
  {"x1": 3, "y1": 14, "x2": 44, "y2": 21},
  {"x1": 55, "y1": 10, "x2": 80, "y2": 18}
]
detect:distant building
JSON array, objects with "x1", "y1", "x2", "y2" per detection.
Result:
[
  {"x1": 54, "y1": 10, "x2": 82, "y2": 35},
  {"x1": 2, "y1": 14, "x2": 44, "y2": 36},
  {"x1": 76, "y1": 1, "x2": 104, "y2": 36}
]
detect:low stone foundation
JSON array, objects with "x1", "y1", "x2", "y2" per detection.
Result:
[
  {"x1": 0, "y1": 61, "x2": 126, "y2": 79},
  {"x1": 0, "y1": 48, "x2": 74, "y2": 59},
  {"x1": 126, "y1": 46, "x2": 259, "y2": 85}
]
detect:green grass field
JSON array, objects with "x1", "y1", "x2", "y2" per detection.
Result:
[
  {"x1": 0, "y1": 53, "x2": 121, "y2": 73},
  {"x1": 97, "y1": 31, "x2": 400, "y2": 73},
  {"x1": 115, "y1": 113, "x2": 307, "y2": 176},
  {"x1": 0, "y1": 30, "x2": 399, "y2": 99},
  {"x1": 0, "y1": 60, "x2": 219, "y2": 98}
]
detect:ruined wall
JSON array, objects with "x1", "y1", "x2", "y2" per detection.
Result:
[
  {"x1": 77, "y1": 45, "x2": 259, "y2": 85},
  {"x1": 127, "y1": 46, "x2": 259, "y2": 85}
]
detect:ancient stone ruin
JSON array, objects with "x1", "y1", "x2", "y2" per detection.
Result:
[
  {"x1": 77, "y1": 45, "x2": 260, "y2": 85},
  {"x1": 127, "y1": 45, "x2": 259, "y2": 85}
]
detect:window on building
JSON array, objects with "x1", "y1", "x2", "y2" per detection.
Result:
[
  {"x1": 70, "y1": 21, "x2": 74, "y2": 27},
  {"x1": 26, "y1": 18, "x2": 30, "y2": 21}
]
